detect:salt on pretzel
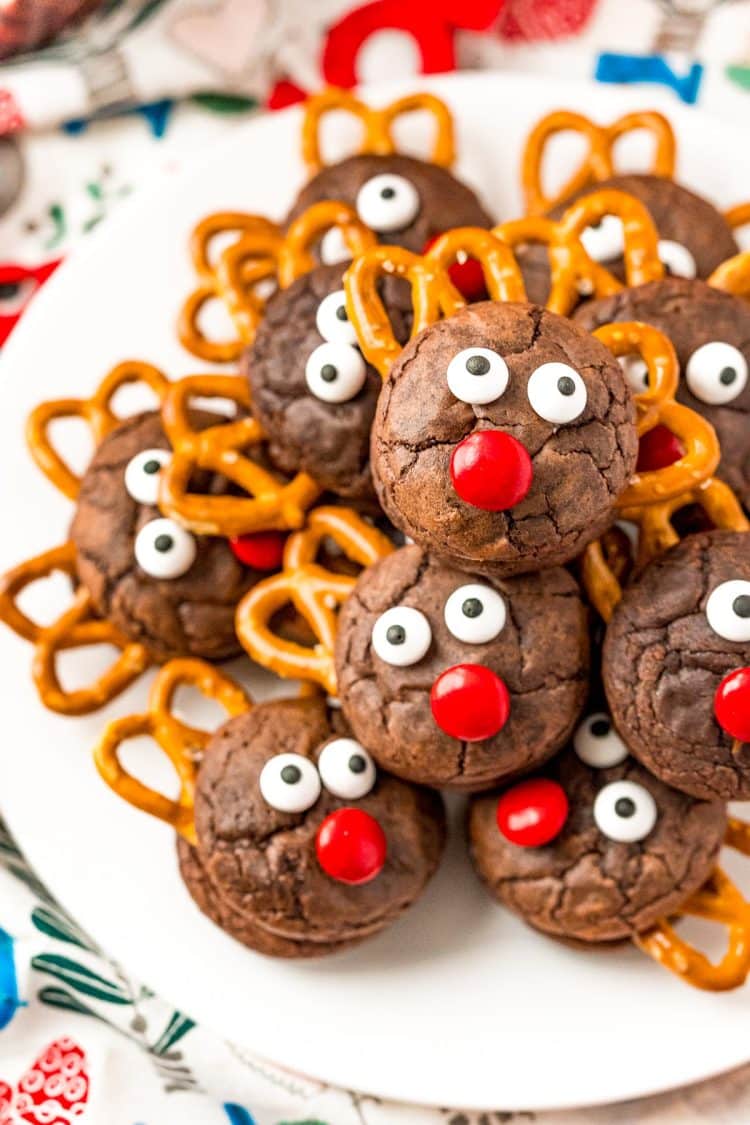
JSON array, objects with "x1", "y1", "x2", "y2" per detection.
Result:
[
  {"x1": 301, "y1": 88, "x2": 455, "y2": 174},
  {"x1": 94, "y1": 659, "x2": 250, "y2": 842},
  {"x1": 158, "y1": 373, "x2": 321, "y2": 537},
  {"x1": 235, "y1": 506, "x2": 394, "y2": 695},
  {"x1": 521, "y1": 108, "x2": 676, "y2": 215},
  {"x1": 26, "y1": 361, "x2": 170, "y2": 500},
  {"x1": 0, "y1": 543, "x2": 152, "y2": 715}
]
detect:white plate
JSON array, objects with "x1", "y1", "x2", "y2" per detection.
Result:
[{"x1": 2, "y1": 72, "x2": 750, "y2": 1114}]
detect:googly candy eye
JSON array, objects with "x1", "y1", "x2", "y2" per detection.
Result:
[
  {"x1": 319, "y1": 226, "x2": 352, "y2": 266},
  {"x1": 580, "y1": 215, "x2": 625, "y2": 262},
  {"x1": 446, "y1": 347, "x2": 509, "y2": 406},
  {"x1": 527, "y1": 363, "x2": 587, "y2": 425},
  {"x1": 444, "y1": 583, "x2": 506, "y2": 644},
  {"x1": 618, "y1": 354, "x2": 650, "y2": 394},
  {"x1": 685, "y1": 342, "x2": 748, "y2": 406},
  {"x1": 259, "y1": 752, "x2": 321, "y2": 813},
  {"x1": 371, "y1": 606, "x2": 432, "y2": 667},
  {"x1": 124, "y1": 448, "x2": 171, "y2": 505},
  {"x1": 318, "y1": 738, "x2": 376, "y2": 800},
  {"x1": 315, "y1": 289, "x2": 358, "y2": 346},
  {"x1": 705, "y1": 579, "x2": 750, "y2": 642},
  {"x1": 134, "y1": 518, "x2": 197, "y2": 579},
  {"x1": 657, "y1": 239, "x2": 696, "y2": 280},
  {"x1": 593, "y1": 780, "x2": 657, "y2": 843},
  {"x1": 305, "y1": 342, "x2": 367, "y2": 404},
  {"x1": 356, "y1": 173, "x2": 420, "y2": 233},
  {"x1": 573, "y1": 713, "x2": 629, "y2": 769}
]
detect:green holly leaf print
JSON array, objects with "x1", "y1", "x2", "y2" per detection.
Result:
[
  {"x1": 191, "y1": 93, "x2": 258, "y2": 115},
  {"x1": 726, "y1": 65, "x2": 750, "y2": 91},
  {"x1": 151, "y1": 1010, "x2": 196, "y2": 1055},
  {"x1": 31, "y1": 954, "x2": 133, "y2": 1004},
  {"x1": 38, "y1": 985, "x2": 110, "y2": 1024},
  {"x1": 31, "y1": 906, "x2": 97, "y2": 952}
]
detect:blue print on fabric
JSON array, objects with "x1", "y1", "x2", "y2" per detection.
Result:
[
  {"x1": 0, "y1": 926, "x2": 23, "y2": 1029},
  {"x1": 595, "y1": 53, "x2": 704, "y2": 104}
]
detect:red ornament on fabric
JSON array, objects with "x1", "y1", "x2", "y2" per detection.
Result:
[
  {"x1": 229, "y1": 531, "x2": 287, "y2": 571},
  {"x1": 0, "y1": 258, "x2": 61, "y2": 345},
  {"x1": 496, "y1": 778, "x2": 569, "y2": 846},
  {"x1": 636, "y1": 424, "x2": 684, "y2": 472},
  {"x1": 714, "y1": 667, "x2": 750, "y2": 743},
  {"x1": 430, "y1": 663, "x2": 511, "y2": 741},
  {"x1": 267, "y1": 80, "x2": 307, "y2": 111},
  {"x1": 499, "y1": 0, "x2": 598, "y2": 42},
  {"x1": 316, "y1": 807, "x2": 387, "y2": 885},
  {"x1": 0, "y1": 1037, "x2": 89, "y2": 1124},
  {"x1": 450, "y1": 430, "x2": 533, "y2": 511}
]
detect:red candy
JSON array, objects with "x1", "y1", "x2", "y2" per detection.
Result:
[
  {"x1": 496, "y1": 778, "x2": 569, "y2": 847},
  {"x1": 229, "y1": 530, "x2": 287, "y2": 571},
  {"x1": 316, "y1": 807, "x2": 387, "y2": 885},
  {"x1": 714, "y1": 667, "x2": 750, "y2": 743},
  {"x1": 450, "y1": 430, "x2": 533, "y2": 511},
  {"x1": 430, "y1": 663, "x2": 510, "y2": 741},
  {"x1": 423, "y1": 234, "x2": 488, "y2": 301},
  {"x1": 636, "y1": 424, "x2": 685, "y2": 472}
]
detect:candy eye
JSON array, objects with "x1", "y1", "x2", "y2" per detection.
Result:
[
  {"x1": 527, "y1": 362, "x2": 587, "y2": 424},
  {"x1": 134, "y1": 518, "x2": 197, "y2": 579},
  {"x1": 593, "y1": 780, "x2": 657, "y2": 843},
  {"x1": 259, "y1": 752, "x2": 321, "y2": 813},
  {"x1": 446, "y1": 347, "x2": 509, "y2": 405},
  {"x1": 318, "y1": 738, "x2": 376, "y2": 800},
  {"x1": 705, "y1": 579, "x2": 750, "y2": 642},
  {"x1": 315, "y1": 289, "x2": 358, "y2": 346},
  {"x1": 573, "y1": 712, "x2": 629, "y2": 769},
  {"x1": 319, "y1": 226, "x2": 351, "y2": 266},
  {"x1": 618, "y1": 354, "x2": 650, "y2": 394},
  {"x1": 658, "y1": 239, "x2": 696, "y2": 279},
  {"x1": 580, "y1": 215, "x2": 624, "y2": 262},
  {"x1": 124, "y1": 448, "x2": 171, "y2": 505},
  {"x1": 305, "y1": 342, "x2": 367, "y2": 403},
  {"x1": 443, "y1": 583, "x2": 506, "y2": 644},
  {"x1": 371, "y1": 606, "x2": 432, "y2": 666},
  {"x1": 685, "y1": 342, "x2": 748, "y2": 405},
  {"x1": 356, "y1": 173, "x2": 420, "y2": 233}
]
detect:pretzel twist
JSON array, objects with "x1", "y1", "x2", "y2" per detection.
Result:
[
  {"x1": 708, "y1": 249, "x2": 750, "y2": 300},
  {"x1": 94, "y1": 659, "x2": 251, "y2": 842},
  {"x1": 26, "y1": 361, "x2": 170, "y2": 500},
  {"x1": 158, "y1": 374, "x2": 320, "y2": 537},
  {"x1": 277, "y1": 200, "x2": 377, "y2": 287},
  {"x1": 557, "y1": 189, "x2": 664, "y2": 288},
  {"x1": 522, "y1": 108, "x2": 676, "y2": 215},
  {"x1": 302, "y1": 88, "x2": 455, "y2": 174},
  {"x1": 636, "y1": 818, "x2": 750, "y2": 991},
  {"x1": 235, "y1": 506, "x2": 394, "y2": 695},
  {"x1": 0, "y1": 543, "x2": 152, "y2": 715}
]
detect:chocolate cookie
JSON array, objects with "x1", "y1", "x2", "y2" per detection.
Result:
[
  {"x1": 286, "y1": 153, "x2": 492, "y2": 259},
  {"x1": 181, "y1": 695, "x2": 446, "y2": 957},
  {"x1": 468, "y1": 716, "x2": 726, "y2": 943},
  {"x1": 70, "y1": 410, "x2": 259, "y2": 663},
  {"x1": 243, "y1": 263, "x2": 411, "y2": 502},
  {"x1": 335, "y1": 545, "x2": 590, "y2": 790},
  {"x1": 575, "y1": 278, "x2": 750, "y2": 510},
  {"x1": 603, "y1": 529, "x2": 750, "y2": 801},
  {"x1": 371, "y1": 301, "x2": 638, "y2": 574}
]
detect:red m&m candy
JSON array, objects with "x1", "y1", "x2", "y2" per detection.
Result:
[
  {"x1": 450, "y1": 430, "x2": 533, "y2": 511},
  {"x1": 636, "y1": 424, "x2": 684, "y2": 473},
  {"x1": 423, "y1": 234, "x2": 488, "y2": 302},
  {"x1": 229, "y1": 530, "x2": 286, "y2": 571},
  {"x1": 316, "y1": 807, "x2": 387, "y2": 885},
  {"x1": 496, "y1": 778, "x2": 569, "y2": 847},
  {"x1": 714, "y1": 667, "x2": 750, "y2": 743},
  {"x1": 430, "y1": 663, "x2": 510, "y2": 742}
]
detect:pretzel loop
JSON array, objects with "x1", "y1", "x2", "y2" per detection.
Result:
[
  {"x1": 559, "y1": 189, "x2": 664, "y2": 288},
  {"x1": 426, "y1": 227, "x2": 527, "y2": 303},
  {"x1": 282, "y1": 504, "x2": 395, "y2": 570},
  {"x1": 94, "y1": 659, "x2": 251, "y2": 842},
  {"x1": 278, "y1": 201, "x2": 377, "y2": 287}
]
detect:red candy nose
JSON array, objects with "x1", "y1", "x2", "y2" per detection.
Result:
[
  {"x1": 423, "y1": 234, "x2": 488, "y2": 301},
  {"x1": 714, "y1": 667, "x2": 750, "y2": 742},
  {"x1": 450, "y1": 431, "x2": 533, "y2": 511},
  {"x1": 229, "y1": 530, "x2": 286, "y2": 570},
  {"x1": 636, "y1": 424, "x2": 685, "y2": 472},
  {"x1": 316, "y1": 808, "x2": 387, "y2": 885},
  {"x1": 496, "y1": 778, "x2": 569, "y2": 847},
  {"x1": 430, "y1": 663, "x2": 510, "y2": 741}
]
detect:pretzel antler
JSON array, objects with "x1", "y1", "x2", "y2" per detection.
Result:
[
  {"x1": 94, "y1": 659, "x2": 251, "y2": 842},
  {"x1": 302, "y1": 88, "x2": 455, "y2": 175},
  {"x1": 723, "y1": 201, "x2": 750, "y2": 234},
  {"x1": 708, "y1": 249, "x2": 750, "y2": 300},
  {"x1": 235, "y1": 506, "x2": 394, "y2": 695},
  {"x1": 0, "y1": 543, "x2": 152, "y2": 715},
  {"x1": 159, "y1": 374, "x2": 320, "y2": 537},
  {"x1": 26, "y1": 361, "x2": 170, "y2": 500},
  {"x1": 522, "y1": 108, "x2": 676, "y2": 215}
]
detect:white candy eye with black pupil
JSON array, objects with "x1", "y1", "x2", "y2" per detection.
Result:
[
  {"x1": 371, "y1": 606, "x2": 432, "y2": 667},
  {"x1": 356, "y1": 173, "x2": 420, "y2": 233},
  {"x1": 527, "y1": 362, "x2": 587, "y2": 424},
  {"x1": 618, "y1": 354, "x2": 650, "y2": 394},
  {"x1": 315, "y1": 289, "x2": 358, "y2": 346},
  {"x1": 124, "y1": 448, "x2": 171, "y2": 505},
  {"x1": 444, "y1": 583, "x2": 506, "y2": 644},
  {"x1": 305, "y1": 342, "x2": 367, "y2": 404},
  {"x1": 318, "y1": 738, "x2": 376, "y2": 800},
  {"x1": 580, "y1": 215, "x2": 625, "y2": 262},
  {"x1": 259, "y1": 752, "x2": 321, "y2": 813},
  {"x1": 705, "y1": 579, "x2": 750, "y2": 642},
  {"x1": 593, "y1": 780, "x2": 657, "y2": 843},
  {"x1": 319, "y1": 226, "x2": 352, "y2": 266},
  {"x1": 134, "y1": 518, "x2": 197, "y2": 579},
  {"x1": 685, "y1": 342, "x2": 748, "y2": 405},
  {"x1": 446, "y1": 347, "x2": 509, "y2": 405},
  {"x1": 574, "y1": 712, "x2": 629, "y2": 768},
  {"x1": 658, "y1": 239, "x2": 696, "y2": 279}
]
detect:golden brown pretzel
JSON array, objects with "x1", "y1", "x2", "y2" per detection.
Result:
[
  {"x1": 301, "y1": 88, "x2": 455, "y2": 174},
  {"x1": 522, "y1": 108, "x2": 676, "y2": 215},
  {"x1": 724, "y1": 201, "x2": 750, "y2": 233},
  {"x1": 708, "y1": 249, "x2": 750, "y2": 300},
  {"x1": 158, "y1": 374, "x2": 321, "y2": 537},
  {"x1": 26, "y1": 361, "x2": 170, "y2": 500},
  {"x1": 277, "y1": 200, "x2": 377, "y2": 287},
  {"x1": 557, "y1": 188, "x2": 664, "y2": 289},
  {"x1": 94, "y1": 659, "x2": 250, "y2": 842},
  {"x1": 235, "y1": 505, "x2": 394, "y2": 695}
]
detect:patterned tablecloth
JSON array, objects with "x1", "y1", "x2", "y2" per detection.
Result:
[{"x1": 2, "y1": 1, "x2": 750, "y2": 1121}]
